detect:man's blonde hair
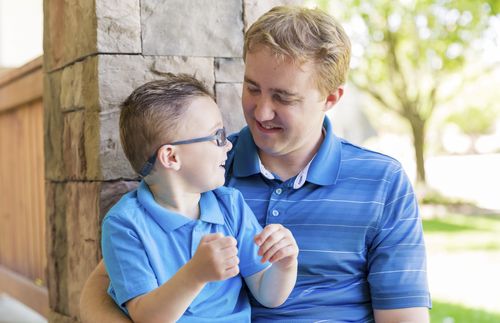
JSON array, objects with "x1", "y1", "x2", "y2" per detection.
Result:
[
  {"x1": 244, "y1": 6, "x2": 351, "y2": 95},
  {"x1": 119, "y1": 74, "x2": 213, "y2": 174}
]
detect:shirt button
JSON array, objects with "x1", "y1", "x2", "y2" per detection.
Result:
[
  {"x1": 275, "y1": 188, "x2": 282, "y2": 195},
  {"x1": 272, "y1": 209, "x2": 280, "y2": 217}
]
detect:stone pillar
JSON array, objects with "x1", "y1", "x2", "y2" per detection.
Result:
[{"x1": 43, "y1": 0, "x2": 301, "y2": 321}]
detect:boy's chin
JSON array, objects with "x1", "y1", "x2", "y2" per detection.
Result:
[{"x1": 201, "y1": 178, "x2": 225, "y2": 193}]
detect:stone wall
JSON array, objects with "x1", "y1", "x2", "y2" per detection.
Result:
[{"x1": 43, "y1": 0, "x2": 301, "y2": 321}]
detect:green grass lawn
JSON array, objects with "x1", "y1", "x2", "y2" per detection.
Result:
[
  {"x1": 423, "y1": 213, "x2": 500, "y2": 252},
  {"x1": 430, "y1": 301, "x2": 500, "y2": 323},
  {"x1": 422, "y1": 213, "x2": 500, "y2": 322}
]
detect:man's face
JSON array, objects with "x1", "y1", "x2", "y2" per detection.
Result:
[{"x1": 242, "y1": 46, "x2": 334, "y2": 162}]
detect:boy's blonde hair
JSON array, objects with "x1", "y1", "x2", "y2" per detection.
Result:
[
  {"x1": 244, "y1": 6, "x2": 351, "y2": 95},
  {"x1": 119, "y1": 74, "x2": 213, "y2": 174}
]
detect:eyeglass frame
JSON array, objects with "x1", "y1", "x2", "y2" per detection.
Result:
[{"x1": 138, "y1": 128, "x2": 227, "y2": 177}]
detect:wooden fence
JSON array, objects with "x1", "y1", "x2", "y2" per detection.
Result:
[{"x1": 0, "y1": 56, "x2": 48, "y2": 317}]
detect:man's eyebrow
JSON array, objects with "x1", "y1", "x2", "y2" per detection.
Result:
[
  {"x1": 272, "y1": 88, "x2": 300, "y2": 98},
  {"x1": 244, "y1": 77, "x2": 301, "y2": 99},
  {"x1": 244, "y1": 76, "x2": 258, "y2": 86}
]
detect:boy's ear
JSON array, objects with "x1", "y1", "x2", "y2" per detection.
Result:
[
  {"x1": 157, "y1": 145, "x2": 181, "y2": 171},
  {"x1": 323, "y1": 86, "x2": 344, "y2": 112}
]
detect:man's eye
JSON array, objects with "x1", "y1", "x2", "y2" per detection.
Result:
[
  {"x1": 274, "y1": 95, "x2": 294, "y2": 105},
  {"x1": 246, "y1": 86, "x2": 260, "y2": 94}
]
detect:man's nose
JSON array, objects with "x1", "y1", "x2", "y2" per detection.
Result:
[{"x1": 254, "y1": 96, "x2": 275, "y2": 121}]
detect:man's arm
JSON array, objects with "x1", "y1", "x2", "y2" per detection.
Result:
[
  {"x1": 374, "y1": 308, "x2": 429, "y2": 323},
  {"x1": 244, "y1": 224, "x2": 298, "y2": 307},
  {"x1": 79, "y1": 260, "x2": 131, "y2": 323}
]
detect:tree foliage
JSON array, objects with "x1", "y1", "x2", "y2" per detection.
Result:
[
  {"x1": 447, "y1": 106, "x2": 497, "y2": 136},
  {"x1": 312, "y1": 0, "x2": 500, "y2": 183}
]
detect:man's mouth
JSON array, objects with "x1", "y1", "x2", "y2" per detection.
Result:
[{"x1": 256, "y1": 121, "x2": 282, "y2": 133}]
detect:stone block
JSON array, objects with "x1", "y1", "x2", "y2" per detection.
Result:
[
  {"x1": 243, "y1": 0, "x2": 303, "y2": 30},
  {"x1": 97, "y1": 55, "x2": 151, "y2": 113},
  {"x1": 215, "y1": 58, "x2": 244, "y2": 83},
  {"x1": 149, "y1": 56, "x2": 215, "y2": 93},
  {"x1": 84, "y1": 111, "x2": 101, "y2": 180},
  {"x1": 44, "y1": 0, "x2": 97, "y2": 71},
  {"x1": 44, "y1": 72, "x2": 64, "y2": 181},
  {"x1": 96, "y1": 0, "x2": 142, "y2": 53},
  {"x1": 60, "y1": 57, "x2": 99, "y2": 112},
  {"x1": 60, "y1": 63, "x2": 83, "y2": 111},
  {"x1": 100, "y1": 181, "x2": 139, "y2": 218},
  {"x1": 142, "y1": 0, "x2": 243, "y2": 57},
  {"x1": 45, "y1": 181, "x2": 69, "y2": 314},
  {"x1": 215, "y1": 83, "x2": 246, "y2": 134},
  {"x1": 62, "y1": 111, "x2": 86, "y2": 180},
  {"x1": 99, "y1": 110, "x2": 137, "y2": 180},
  {"x1": 65, "y1": 182, "x2": 101, "y2": 318},
  {"x1": 49, "y1": 309, "x2": 78, "y2": 323},
  {"x1": 98, "y1": 55, "x2": 215, "y2": 113}
]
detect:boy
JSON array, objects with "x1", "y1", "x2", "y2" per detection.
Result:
[{"x1": 101, "y1": 73, "x2": 298, "y2": 323}]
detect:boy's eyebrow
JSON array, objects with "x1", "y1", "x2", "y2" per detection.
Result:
[{"x1": 244, "y1": 76, "x2": 302, "y2": 99}]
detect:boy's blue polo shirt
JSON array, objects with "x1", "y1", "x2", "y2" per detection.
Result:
[
  {"x1": 102, "y1": 182, "x2": 269, "y2": 322},
  {"x1": 226, "y1": 117, "x2": 431, "y2": 322}
]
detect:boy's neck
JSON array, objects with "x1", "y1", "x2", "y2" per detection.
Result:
[{"x1": 147, "y1": 180, "x2": 201, "y2": 220}]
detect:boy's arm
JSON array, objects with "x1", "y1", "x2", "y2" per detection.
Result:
[
  {"x1": 126, "y1": 233, "x2": 239, "y2": 323},
  {"x1": 79, "y1": 260, "x2": 131, "y2": 323},
  {"x1": 244, "y1": 224, "x2": 298, "y2": 308}
]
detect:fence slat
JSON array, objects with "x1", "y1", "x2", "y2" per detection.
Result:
[{"x1": 0, "y1": 57, "x2": 47, "y2": 317}]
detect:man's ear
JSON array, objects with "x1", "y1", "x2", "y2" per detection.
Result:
[
  {"x1": 157, "y1": 145, "x2": 181, "y2": 171},
  {"x1": 323, "y1": 86, "x2": 344, "y2": 112}
]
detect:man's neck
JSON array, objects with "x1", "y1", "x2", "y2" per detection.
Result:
[
  {"x1": 147, "y1": 178, "x2": 201, "y2": 220},
  {"x1": 259, "y1": 129, "x2": 324, "y2": 182}
]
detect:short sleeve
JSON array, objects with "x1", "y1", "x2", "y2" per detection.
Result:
[
  {"x1": 101, "y1": 214, "x2": 159, "y2": 310},
  {"x1": 230, "y1": 190, "x2": 271, "y2": 277},
  {"x1": 367, "y1": 168, "x2": 431, "y2": 309}
]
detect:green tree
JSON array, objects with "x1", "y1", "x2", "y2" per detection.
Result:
[
  {"x1": 446, "y1": 106, "x2": 498, "y2": 153},
  {"x1": 313, "y1": 0, "x2": 500, "y2": 184}
]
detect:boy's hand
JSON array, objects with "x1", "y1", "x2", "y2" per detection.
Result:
[
  {"x1": 188, "y1": 233, "x2": 240, "y2": 283},
  {"x1": 255, "y1": 224, "x2": 298, "y2": 270}
]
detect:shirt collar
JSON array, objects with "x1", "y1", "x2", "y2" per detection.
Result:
[
  {"x1": 137, "y1": 181, "x2": 225, "y2": 233},
  {"x1": 306, "y1": 116, "x2": 342, "y2": 186},
  {"x1": 233, "y1": 126, "x2": 261, "y2": 177},
  {"x1": 232, "y1": 117, "x2": 342, "y2": 187}
]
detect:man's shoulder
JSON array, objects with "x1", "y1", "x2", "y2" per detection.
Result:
[
  {"x1": 339, "y1": 139, "x2": 403, "y2": 177},
  {"x1": 340, "y1": 139, "x2": 402, "y2": 167}
]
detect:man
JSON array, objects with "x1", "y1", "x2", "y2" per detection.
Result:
[{"x1": 80, "y1": 6, "x2": 431, "y2": 322}]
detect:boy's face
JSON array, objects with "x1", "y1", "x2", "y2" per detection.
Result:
[
  {"x1": 242, "y1": 46, "x2": 333, "y2": 162},
  {"x1": 174, "y1": 96, "x2": 232, "y2": 193}
]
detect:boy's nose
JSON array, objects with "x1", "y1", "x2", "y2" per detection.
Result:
[{"x1": 224, "y1": 139, "x2": 233, "y2": 152}]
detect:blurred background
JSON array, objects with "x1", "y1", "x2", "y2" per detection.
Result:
[{"x1": 0, "y1": 0, "x2": 499, "y2": 322}]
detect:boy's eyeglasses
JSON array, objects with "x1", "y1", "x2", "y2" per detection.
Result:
[{"x1": 139, "y1": 128, "x2": 227, "y2": 177}]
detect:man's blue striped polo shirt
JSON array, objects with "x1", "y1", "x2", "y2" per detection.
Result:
[
  {"x1": 226, "y1": 117, "x2": 431, "y2": 322},
  {"x1": 102, "y1": 182, "x2": 269, "y2": 322}
]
